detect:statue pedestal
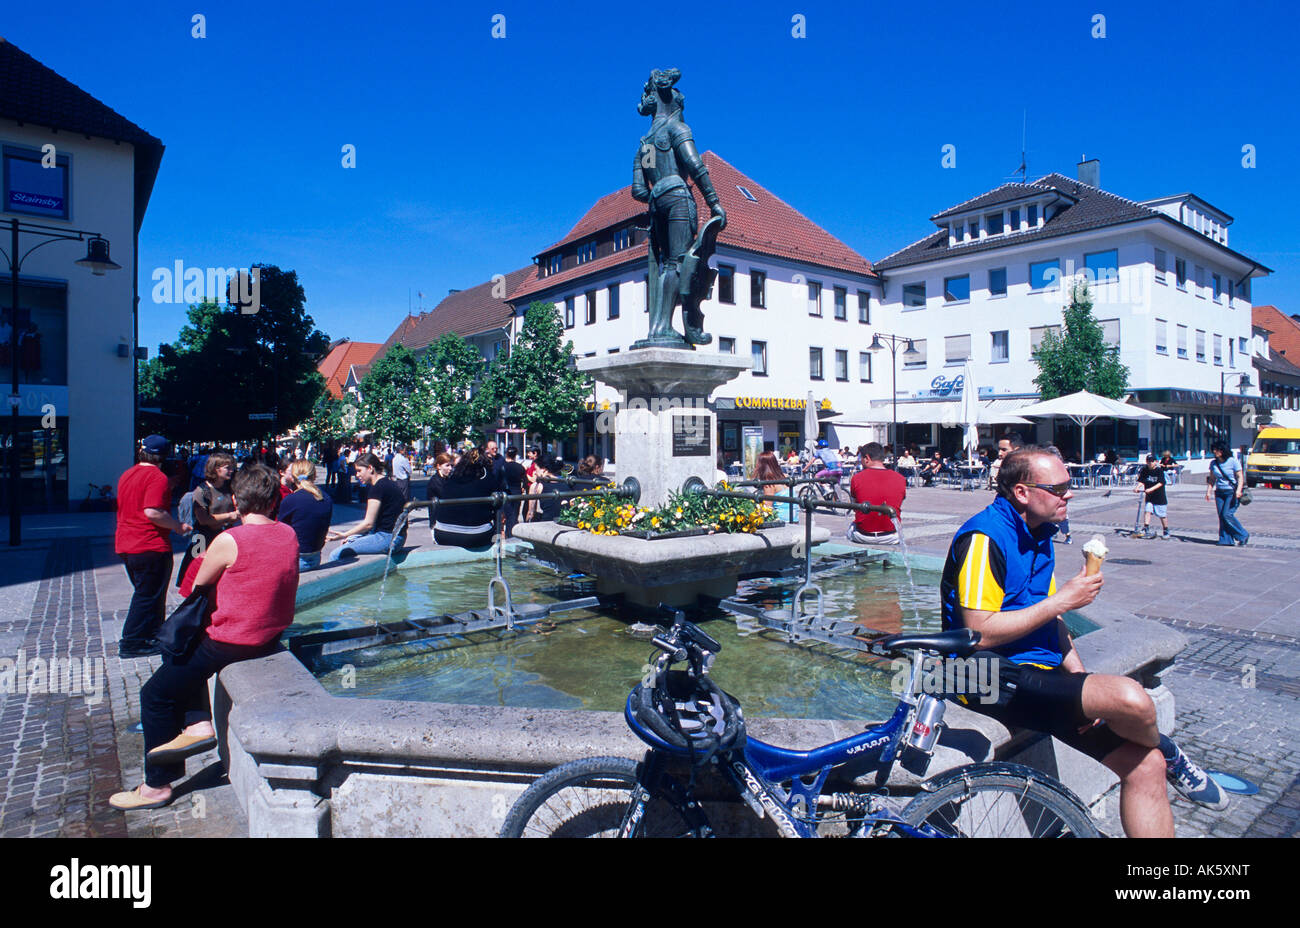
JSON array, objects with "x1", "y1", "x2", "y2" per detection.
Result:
[{"x1": 578, "y1": 347, "x2": 751, "y2": 508}]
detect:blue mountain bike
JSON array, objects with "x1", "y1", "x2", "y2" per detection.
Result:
[{"x1": 500, "y1": 620, "x2": 1100, "y2": 838}]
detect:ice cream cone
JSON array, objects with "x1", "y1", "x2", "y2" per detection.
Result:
[
  {"x1": 1082, "y1": 535, "x2": 1108, "y2": 575},
  {"x1": 1084, "y1": 552, "x2": 1104, "y2": 576}
]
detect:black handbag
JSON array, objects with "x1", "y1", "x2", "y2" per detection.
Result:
[{"x1": 156, "y1": 585, "x2": 213, "y2": 660}]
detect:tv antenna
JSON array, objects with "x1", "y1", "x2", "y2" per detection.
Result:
[{"x1": 1006, "y1": 110, "x2": 1028, "y2": 183}]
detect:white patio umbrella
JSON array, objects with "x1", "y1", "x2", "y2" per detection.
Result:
[
  {"x1": 959, "y1": 361, "x2": 980, "y2": 465},
  {"x1": 805, "y1": 390, "x2": 820, "y2": 453},
  {"x1": 1014, "y1": 389, "x2": 1168, "y2": 465}
]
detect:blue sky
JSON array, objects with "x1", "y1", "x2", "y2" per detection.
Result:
[{"x1": 8, "y1": 0, "x2": 1299, "y2": 353}]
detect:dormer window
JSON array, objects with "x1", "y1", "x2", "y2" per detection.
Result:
[
  {"x1": 576, "y1": 241, "x2": 597, "y2": 265},
  {"x1": 986, "y1": 213, "x2": 1004, "y2": 235},
  {"x1": 543, "y1": 254, "x2": 561, "y2": 277},
  {"x1": 1028, "y1": 204, "x2": 1039, "y2": 226},
  {"x1": 1009, "y1": 207, "x2": 1020, "y2": 230},
  {"x1": 614, "y1": 228, "x2": 630, "y2": 251}
]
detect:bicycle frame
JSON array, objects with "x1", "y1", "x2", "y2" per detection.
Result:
[{"x1": 622, "y1": 647, "x2": 941, "y2": 838}]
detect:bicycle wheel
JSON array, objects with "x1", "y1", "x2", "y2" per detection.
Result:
[
  {"x1": 900, "y1": 763, "x2": 1100, "y2": 838},
  {"x1": 499, "y1": 756, "x2": 698, "y2": 838}
]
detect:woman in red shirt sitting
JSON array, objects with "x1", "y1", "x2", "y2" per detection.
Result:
[{"x1": 109, "y1": 463, "x2": 300, "y2": 811}]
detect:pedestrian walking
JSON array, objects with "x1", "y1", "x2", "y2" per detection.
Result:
[
  {"x1": 114, "y1": 435, "x2": 192, "y2": 658},
  {"x1": 1206, "y1": 441, "x2": 1249, "y2": 546}
]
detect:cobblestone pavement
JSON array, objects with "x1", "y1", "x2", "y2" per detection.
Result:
[
  {"x1": 0, "y1": 481, "x2": 1294, "y2": 838},
  {"x1": 819, "y1": 481, "x2": 1300, "y2": 837}
]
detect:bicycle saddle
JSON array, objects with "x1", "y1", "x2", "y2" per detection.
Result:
[{"x1": 876, "y1": 628, "x2": 980, "y2": 657}]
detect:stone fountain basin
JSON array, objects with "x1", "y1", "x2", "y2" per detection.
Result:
[{"x1": 510, "y1": 521, "x2": 831, "y2": 605}]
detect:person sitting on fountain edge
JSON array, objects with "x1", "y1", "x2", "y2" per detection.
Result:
[
  {"x1": 939, "y1": 446, "x2": 1227, "y2": 837},
  {"x1": 325, "y1": 452, "x2": 407, "y2": 560},
  {"x1": 847, "y1": 443, "x2": 904, "y2": 545}
]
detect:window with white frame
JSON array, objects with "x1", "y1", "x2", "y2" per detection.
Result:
[
  {"x1": 944, "y1": 334, "x2": 971, "y2": 365},
  {"x1": 1175, "y1": 257, "x2": 1187, "y2": 289},
  {"x1": 989, "y1": 267, "x2": 1007, "y2": 297},
  {"x1": 809, "y1": 347, "x2": 823, "y2": 379},
  {"x1": 902, "y1": 283, "x2": 926, "y2": 308},
  {"x1": 1212, "y1": 273, "x2": 1222, "y2": 302},
  {"x1": 857, "y1": 290, "x2": 870, "y2": 323},
  {"x1": 808, "y1": 281, "x2": 823, "y2": 316},
  {"x1": 1194, "y1": 265, "x2": 1205, "y2": 297},
  {"x1": 986, "y1": 212, "x2": 1004, "y2": 235},
  {"x1": 834, "y1": 286, "x2": 847, "y2": 320},
  {"x1": 751, "y1": 340, "x2": 768, "y2": 375},
  {"x1": 1009, "y1": 207, "x2": 1020, "y2": 230},
  {"x1": 1213, "y1": 334, "x2": 1223, "y2": 365},
  {"x1": 1098, "y1": 318, "x2": 1120, "y2": 349},
  {"x1": 991, "y1": 330, "x2": 1009, "y2": 362},
  {"x1": 944, "y1": 275, "x2": 970, "y2": 302},
  {"x1": 1155, "y1": 318, "x2": 1168, "y2": 354},
  {"x1": 1030, "y1": 325, "x2": 1061, "y2": 351},
  {"x1": 1029, "y1": 259, "x2": 1060, "y2": 291},
  {"x1": 1154, "y1": 248, "x2": 1166, "y2": 284},
  {"x1": 1177, "y1": 325, "x2": 1188, "y2": 358},
  {"x1": 858, "y1": 351, "x2": 872, "y2": 382},
  {"x1": 835, "y1": 349, "x2": 848, "y2": 381},
  {"x1": 1085, "y1": 249, "x2": 1119, "y2": 284},
  {"x1": 1195, "y1": 329, "x2": 1206, "y2": 362},
  {"x1": 719, "y1": 336, "x2": 735, "y2": 354}
]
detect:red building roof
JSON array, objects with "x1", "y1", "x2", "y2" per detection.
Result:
[
  {"x1": 1253, "y1": 305, "x2": 1300, "y2": 364},
  {"x1": 317, "y1": 340, "x2": 383, "y2": 399},
  {"x1": 510, "y1": 152, "x2": 874, "y2": 302},
  {"x1": 381, "y1": 266, "x2": 534, "y2": 354}
]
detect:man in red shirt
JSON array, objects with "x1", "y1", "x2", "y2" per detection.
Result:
[
  {"x1": 848, "y1": 442, "x2": 905, "y2": 545},
  {"x1": 115, "y1": 435, "x2": 191, "y2": 658}
]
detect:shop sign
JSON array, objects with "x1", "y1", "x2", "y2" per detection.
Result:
[{"x1": 728, "y1": 396, "x2": 832, "y2": 411}]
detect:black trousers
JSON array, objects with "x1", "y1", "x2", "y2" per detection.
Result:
[
  {"x1": 120, "y1": 551, "x2": 173, "y2": 648},
  {"x1": 141, "y1": 633, "x2": 280, "y2": 787}
]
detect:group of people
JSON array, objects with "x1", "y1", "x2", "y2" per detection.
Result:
[{"x1": 107, "y1": 430, "x2": 1236, "y2": 836}]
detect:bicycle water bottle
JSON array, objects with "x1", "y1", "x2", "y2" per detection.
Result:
[{"x1": 907, "y1": 694, "x2": 946, "y2": 754}]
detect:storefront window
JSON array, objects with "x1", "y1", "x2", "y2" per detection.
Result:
[
  {"x1": 1, "y1": 278, "x2": 68, "y2": 387},
  {"x1": 0, "y1": 419, "x2": 68, "y2": 513}
]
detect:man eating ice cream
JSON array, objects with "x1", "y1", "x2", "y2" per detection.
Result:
[{"x1": 939, "y1": 447, "x2": 1226, "y2": 837}]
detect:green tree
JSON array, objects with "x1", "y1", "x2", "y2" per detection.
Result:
[
  {"x1": 358, "y1": 344, "x2": 422, "y2": 443},
  {"x1": 138, "y1": 266, "x2": 331, "y2": 441},
  {"x1": 480, "y1": 302, "x2": 592, "y2": 444},
  {"x1": 422, "y1": 332, "x2": 488, "y2": 446},
  {"x1": 297, "y1": 392, "x2": 346, "y2": 450},
  {"x1": 1031, "y1": 281, "x2": 1129, "y2": 399}
]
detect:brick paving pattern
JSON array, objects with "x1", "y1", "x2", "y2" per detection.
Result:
[{"x1": 0, "y1": 539, "x2": 126, "y2": 837}]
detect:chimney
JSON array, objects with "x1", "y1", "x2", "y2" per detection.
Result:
[
  {"x1": 448, "y1": 288, "x2": 461, "y2": 295},
  {"x1": 1077, "y1": 157, "x2": 1100, "y2": 188}
]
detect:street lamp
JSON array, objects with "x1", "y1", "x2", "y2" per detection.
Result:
[
  {"x1": 3, "y1": 219, "x2": 119, "y2": 546},
  {"x1": 1220, "y1": 371, "x2": 1252, "y2": 450},
  {"x1": 870, "y1": 332, "x2": 920, "y2": 455}
]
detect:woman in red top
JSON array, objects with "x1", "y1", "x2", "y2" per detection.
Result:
[{"x1": 110, "y1": 463, "x2": 300, "y2": 811}]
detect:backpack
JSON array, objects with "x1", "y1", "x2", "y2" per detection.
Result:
[{"x1": 178, "y1": 490, "x2": 194, "y2": 527}]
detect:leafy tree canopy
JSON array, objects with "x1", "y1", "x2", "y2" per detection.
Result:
[
  {"x1": 422, "y1": 332, "x2": 488, "y2": 446},
  {"x1": 1031, "y1": 281, "x2": 1130, "y2": 400},
  {"x1": 138, "y1": 266, "x2": 331, "y2": 441},
  {"x1": 357, "y1": 344, "x2": 422, "y2": 444},
  {"x1": 480, "y1": 302, "x2": 592, "y2": 444}
]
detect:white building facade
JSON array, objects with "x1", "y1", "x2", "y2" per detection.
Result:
[
  {"x1": 873, "y1": 161, "x2": 1270, "y2": 468},
  {"x1": 1, "y1": 39, "x2": 163, "y2": 513}
]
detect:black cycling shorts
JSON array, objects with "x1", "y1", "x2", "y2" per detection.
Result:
[{"x1": 960, "y1": 656, "x2": 1129, "y2": 763}]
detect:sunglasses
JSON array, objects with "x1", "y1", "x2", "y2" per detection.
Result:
[{"x1": 1019, "y1": 481, "x2": 1072, "y2": 498}]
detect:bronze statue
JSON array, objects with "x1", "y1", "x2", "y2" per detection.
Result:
[{"x1": 631, "y1": 69, "x2": 726, "y2": 349}]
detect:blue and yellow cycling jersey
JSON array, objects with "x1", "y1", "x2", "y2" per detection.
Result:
[{"x1": 940, "y1": 496, "x2": 1062, "y2": 667}]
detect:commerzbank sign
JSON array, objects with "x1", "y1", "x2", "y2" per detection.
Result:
[{"x1": 718, "y1": 397, "x2": 833, "y2": 411}]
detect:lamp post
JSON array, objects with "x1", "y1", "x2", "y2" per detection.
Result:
[
  {"x1": 3, "y1": 219, "x2": 120, "y2": 546},
  {"x1": 869, "y1": 332, "x2": 920, "y2": 455},
  {"x1": 1220, "y1": 371, "x2": 1252, "y2": 451}
]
